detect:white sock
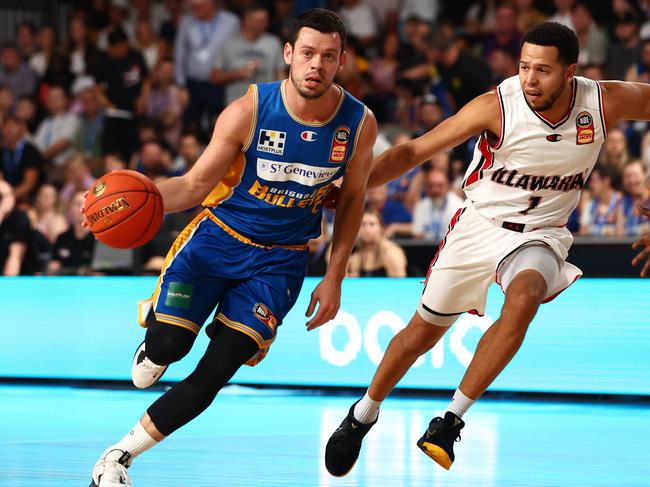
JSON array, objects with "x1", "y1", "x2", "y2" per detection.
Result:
[
  {"x1": 353, "y1": 391, "x2": 382, "y2": 424},
  {"x1": 107, "y1": 421, "x2": 158, "y2": 462},
  {"x1": 445, "y1": 389, "x2": 475, "y2": 418}
]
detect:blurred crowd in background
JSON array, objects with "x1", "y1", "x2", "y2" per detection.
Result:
[{"x1": 1, "y1": 0, "x2": 650, "y2": 277}]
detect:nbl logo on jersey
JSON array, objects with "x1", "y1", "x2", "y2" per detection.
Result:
[
  {"x1": 576, "y1": 111, "x2": 594, "y2": 145},
  {"x1": 258, "y1": 129, "x2": 286, "y2": 155}
]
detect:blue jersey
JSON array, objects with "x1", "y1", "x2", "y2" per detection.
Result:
[{"x1": 203, "y1": 80, "x2": 368, "y2": 245}]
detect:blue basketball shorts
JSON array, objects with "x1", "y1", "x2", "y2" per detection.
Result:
[{"x1": 138, "y1": 209, "x2": 309, "y2": 365}]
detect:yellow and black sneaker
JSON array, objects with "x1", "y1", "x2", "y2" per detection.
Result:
[
  {"x1": 325, "y1": 402, "x2": 377, "y2": 477},
  {"x1": 416, "y1": 412, "x2": 465, "y2": 470}
]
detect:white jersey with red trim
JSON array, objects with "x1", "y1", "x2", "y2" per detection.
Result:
[{"x1": 463, "y1": 75, "x2": 606, "y2": 227}]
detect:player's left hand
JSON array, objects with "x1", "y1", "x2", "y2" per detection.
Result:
[
  {"x1": 305, "y1": 275, "x2": 341, "y2": 331},
  {"x1": 631, "y1": 202, "x2": 650, "y2": 277},
  {"x1": 322, "y1": 183, "x2": 341, "y2": 210}
]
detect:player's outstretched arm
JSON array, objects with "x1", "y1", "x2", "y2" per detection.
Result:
[
  {"x1": 368, "y1": 92, "x2": 500, "y2": 188},
  {"x1": 156, "y1": 91, "x2": 254, "y2": 213},
  {"x1": 306, "y1": 110, "x2": 378, "y2": 331},
  {"x1": 632, "y1": 204, "x2": 650, "y2": 277},
  {"x1": 600, "y1": 81, "x2": 650, "y2": 126}
]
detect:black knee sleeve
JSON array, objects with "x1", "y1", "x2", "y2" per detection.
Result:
[
  {"x1": 145, "y1": 313, "x2": 197, "y2": 366},
  {"x1": 147, "y1": 324, "x2": 259, "y2": 436}
]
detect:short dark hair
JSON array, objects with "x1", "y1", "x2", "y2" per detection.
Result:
[
  {"x1": 289, "y1": 8, "x2": 346, "y2": 52},
  {"x1": 521, "y1": 22, "x2": 579, "y2": 66},
  {"x1": 107, "y1": 27, "x2": 128, "y2": 46}
]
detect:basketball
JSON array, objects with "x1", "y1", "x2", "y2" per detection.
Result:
[{"x1": 84, "y1": 170, "x2": 164, "y2": 249}]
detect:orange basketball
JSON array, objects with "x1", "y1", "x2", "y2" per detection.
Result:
[{"x1": 84, "y1": 170, "x2": 164, "y2": 249}]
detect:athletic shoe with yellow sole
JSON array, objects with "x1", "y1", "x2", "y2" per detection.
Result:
[{"x1": 416, "y1": 411, "x2": 464, "y2": 470}]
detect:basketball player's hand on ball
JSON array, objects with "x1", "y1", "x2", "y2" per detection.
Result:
[
  {"x1": 632, "y1": 202, "x2": 650, "y2": 277},
  {"x1": 80, "y1": 191, "x2": 89, "y2": 228},
  {"x1": 322, "y1": 183, "x2": 341, "y2": 210}
]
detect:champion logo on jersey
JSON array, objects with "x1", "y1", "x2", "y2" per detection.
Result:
[
  {"x1": 301, "y1": 130, "x2": 317, "y2": 142},
  {"x1": 546, "y1": 134, "x2": 562, "y2": 142},
  {"x1": 258, "y1": 129, "x2": 286, "y2": 155}
]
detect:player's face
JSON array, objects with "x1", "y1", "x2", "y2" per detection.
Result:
[
  {"x1": 285, "y1": 27, "x2": 345, "y2": 100},
  {"x1": 519, "y1": 43, "x2": 575, "y2": 112}
]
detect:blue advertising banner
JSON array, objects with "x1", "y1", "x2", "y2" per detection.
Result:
[{"x1": 1, "y1": 277, "x2": 648, "y2": 395}]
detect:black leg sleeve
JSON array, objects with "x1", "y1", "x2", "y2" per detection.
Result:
[{"x1": 146, "y1": 324, "x2": 259, "y2": 436}]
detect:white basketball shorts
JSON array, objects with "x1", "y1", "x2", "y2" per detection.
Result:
[{"x1": 417, "y1": 202, "x2": 582, "y2": 323}]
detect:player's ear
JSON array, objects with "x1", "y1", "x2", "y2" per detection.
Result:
[
  {"x1": 338, "y1": 49, "x2": 346, "y2": 71},
  {"x1": 283, "y1": 42, "x2": 293, "y2": 66},
  {"x1": 566, "y1": 62, "x2": 577, "y2": 80}
]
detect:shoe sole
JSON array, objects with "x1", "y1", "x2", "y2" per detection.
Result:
[
  {"x1": 325, "y1": 458, "x2": 357, "y2": 478},
  {"x1": 418, "y1": 441, "x2": 452, "y2": 470}
]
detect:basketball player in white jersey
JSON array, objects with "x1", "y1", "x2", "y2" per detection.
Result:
[{"x1": 325, "y1": 21, "x2": 650, "y2": 475}]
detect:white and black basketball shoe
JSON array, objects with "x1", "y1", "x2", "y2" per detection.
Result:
[
  {"x1": 131, "y1": 341, "x2": 168, "y2": 389},
  {"x1": 89, "y1": 448, "x2": 132, "y2": 487}
]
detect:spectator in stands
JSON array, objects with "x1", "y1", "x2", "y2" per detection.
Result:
[
  {"x1": 488, "y1": 47, "x2": 518, "y2": 86},
  {"x1": 103, "y1": 152, "x2": 127, "y2": 173},
  {"x1": 606, "y1": 11, "x2": 643, "y2": 80},
  {"x1": 172, "y1": 132, "x2": 201, "y2": 174},
  {"x1": 128, "y1": 0, "x2": 169, "y2": 34},
  {"x1": 132, "y1": 141, "x2": 174, "y2": 178},
  {"x1": 572, "y1": 2, "x2": 607, "y2": 67},
  {"x1": 412, "y1": 168, "x2": 464, "y2": 241},
  {"x1": 413, "y1": 94, "x2": 444, "y2": 137},
  {"x1": 0, "y1": 179, "x2": 36, "y2": 275},
  {"x1": 339, "y1": 0, "x2": 379, "y2": 47},
  {"x1": 29, "y1": 25, "x2": 59, "y2": 79},
  {"x1": 59, "y1": 152, "x2": 95, "y2": 209},
  {"x1": 97, "y1": 0, "x2": 134, "y2": 50},
  {"x1": 96, "y1": 27, "x2": 148, "y2": 161},
  {"x1": 174, "y1": 0, "x2": 239, "y2": 134},
  {"x1": 515, "y1": 0, "x2": 548, "y2": 34},
  {"x1": 14, "y1": 95, "x2": 40, "y2": 135},
  {"x1": 71, "y1": 76, "x2": 106, "y2": 166},
  {"x1": 27, "y1": 183, "x2": 68, "y2": 245},
  {"x1": 368, "y1": 32, "x2": 400, "y2": 96},
  {"x1": 580, "y1": 164, "x2": 623, "y2": 236},
  {"x1": 0, "y1": 44, "x2": 37, "y2": 98},
  {"x1": 347, "y1": 209, "x2": 407, "y2": 277},
  {"x1": 33, "y1": 85, "x2": 81, "y2": 173},
  {"x1": 48, "y1": 189, "x2": 95, "y2": 275},
  {"x1": 211, "y1": 4, "x2": 285, "y2": 107},
  {"x1": 482, "y1": 5, "x2": 522, "y2": 60},
  {"x1": 626, "y1": 38, "x2": 650, "y2": 82},
  {"x1": 598, "y1": 127, "x2": 631, "y2": 172},
  {"x1": 16, "y1": 22, "x2": 38, "y2": 61},
  {"x1": 0, "y1": 85, "x2": 14, "y2": 124},
  {"x1": 381, "y1": 132, "x2": 423, "y2": 237},
  {"x1": 143, "y1": 58, "x2": 186, "y2": 148},
  {"x1": 581, "y1": 63, "x2": 604, "y2": 80},
  {"x1": 399, "y1": 0, "x2": 439, "y2": 26},
  {"x1": 1, "y1": 115, "x2": 43, "y2": 203},
  {"x1": 618, "y1": 160, "x2": 650, "y2": 235},
  {"x1": 159, "y1": 0, "x2": 184, "y2": 58},
  {"x1": 549, "y1": 0, "x2": 575, "y2": 29},
  {"x1": 430, "y1": 32, "x2": 492, "y2": 111},
  {"x1": 135, "y1": 19, "x2": 161, "y2": 71},
  {"x1": 65, "y1": 16, "x2": 101, "y2": 81}
]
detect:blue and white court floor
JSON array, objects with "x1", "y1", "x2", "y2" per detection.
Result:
[{"x1": 1, "y1": 384, "x2": 649, "y2": 486}]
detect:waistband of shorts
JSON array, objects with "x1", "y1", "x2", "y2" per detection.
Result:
[
  {"x1": 204, "y1": 210, "x2": 308, "y2": 251},
  {"x1": 468, "y1": 201, "x2": 565, "y2": 233},
  {"x1": 489, "y1": 217, "x2": 566, "y2": 233}
]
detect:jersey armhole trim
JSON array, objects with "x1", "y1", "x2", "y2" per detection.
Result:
[
  {"x1": 489, "y1": 86, "x2": 506, "y2": 150},
  {"x1": 596, "y1": 81, "x2": 607, "y2": 140},
  {"x1": 347, "y1": 105, "x2": 368, "y2": 165},
  {"x1": 242, "y1": 84, "x2": 259, "y2": 152}
]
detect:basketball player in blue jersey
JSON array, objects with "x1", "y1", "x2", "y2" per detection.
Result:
[
  {"x1": 89, "y1": 9, "x2": 377, "y2": 486},
  {"x1": 325, "y1": 22, "x2": 650, "y2": 476}
]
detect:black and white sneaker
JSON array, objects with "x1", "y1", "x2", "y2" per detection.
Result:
[
  {"x1": 324, "y1": 401, "x2": 378, "y2": 477},
  {"x1": 89, "y1": 448, "x2": 132, "y2": 486},
  {"x1": 131, "y1": 341, "x2": 168, "y2": 389}
]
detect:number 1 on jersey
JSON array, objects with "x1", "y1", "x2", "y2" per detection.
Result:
[{"x1": 520, "y1": 196, "x2": 542, "y2": 215}]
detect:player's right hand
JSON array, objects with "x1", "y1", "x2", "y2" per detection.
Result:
[
  {"x1": 80, "y1": 191, "x2": 89, "y2": 228},
  {"x1": 322, "y1": 183, "x2": 341, "y2": 210}
]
